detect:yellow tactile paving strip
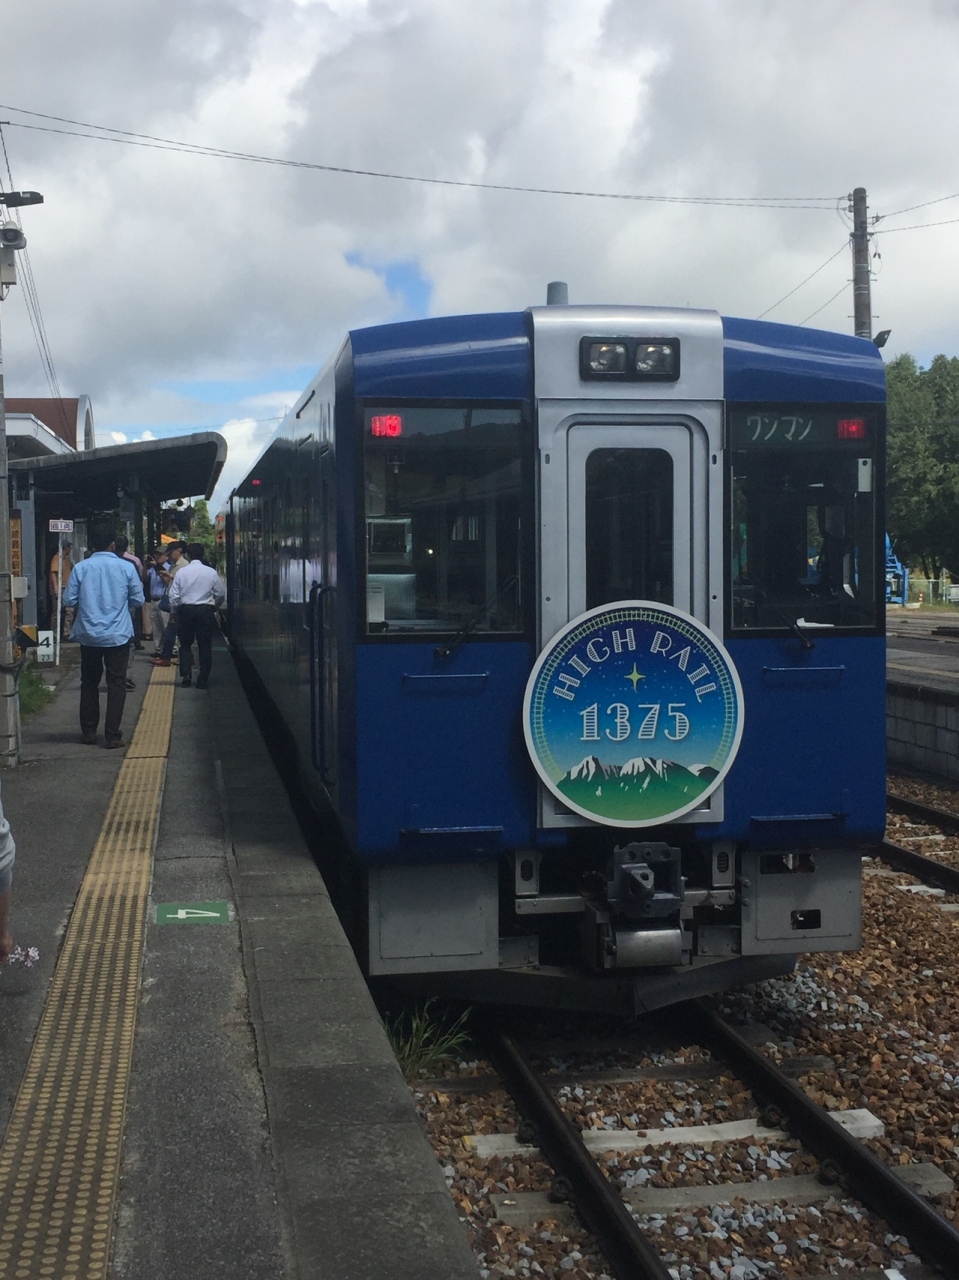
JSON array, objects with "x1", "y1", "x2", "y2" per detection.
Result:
[{"x1": 0, "y1": 663, "x2": 176, "y2": 1279}]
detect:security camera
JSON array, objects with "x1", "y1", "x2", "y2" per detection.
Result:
[{"x1": 0, "y1": 221, "x2": 26, "y2": 251}]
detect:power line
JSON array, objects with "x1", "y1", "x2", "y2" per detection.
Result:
[
  {"x1": 879, "y1": 192, "x2": 959, "y2": 220},
  {"x1": 0, "y1": 104, "x2": 843, "y2": 210},
  {"x1": 756, "y1": 242, "x2": 848, "y2": 319},
  {"x1": 874, "y1": 215, "x2": 959, "y2": 235},
  {"x1": 798, "y1": 281, "x2": 850, "y2": 326},
  {"x1": 0, "y1": 124, "x2": 70, "y2": 439}
]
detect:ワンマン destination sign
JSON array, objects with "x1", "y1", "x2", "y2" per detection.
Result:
[{"x1": 523, "y1": 603, "x2": 744, "y2": 827}]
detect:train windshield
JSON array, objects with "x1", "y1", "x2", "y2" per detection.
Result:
[
  {"x1": 729, "y1": 406, "x2": 879, "y2": 632},
  {"x1": 363, "y1": 405, "x2": 526, "y2": 635}
]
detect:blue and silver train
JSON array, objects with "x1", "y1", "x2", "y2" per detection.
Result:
[{"x1": 225, "y1": 299, "x2": 886, "y2": 1014}]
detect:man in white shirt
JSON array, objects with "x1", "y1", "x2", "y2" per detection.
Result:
[{"x1": 167, "y1": 542, "x2": 226, "y2": 689}]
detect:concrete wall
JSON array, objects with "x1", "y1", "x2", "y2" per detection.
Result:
[{"x1": 887, "y1": 679, "x2": 959, "y2": 781}]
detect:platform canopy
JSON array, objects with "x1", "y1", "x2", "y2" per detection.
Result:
[{"x1": 10, "y1": 432, "x2": 227, "y2": 512}]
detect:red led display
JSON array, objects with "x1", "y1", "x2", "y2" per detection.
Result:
[
  {"x1": 371, "y1": 414, "x2": 403, "y2": 438},
  {"x1": 837, "y1": 418, "x2": 867, "y2": 440},
  {"x1": 251, "y1": 478, "x2": 262, "y2": 486}
]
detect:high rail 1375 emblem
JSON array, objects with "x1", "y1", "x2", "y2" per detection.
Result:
[{"x1": 523, "y1": 603, "x2": 744, "y2": 827}]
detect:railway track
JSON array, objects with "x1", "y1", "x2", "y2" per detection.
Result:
[
  {"x1": 884, "y1": 789, "x2": 959, "y2": 893},
  {"x1": 477, "y1": 1005, "x2": 959, "y2": 1280},
  {"x1": 411, "y1": 791, "x2": 959, "y2": 1278}
]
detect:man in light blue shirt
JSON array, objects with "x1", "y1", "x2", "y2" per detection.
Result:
[{"x1": 63, "y1": 522, "x2": 144, "y2": 748}]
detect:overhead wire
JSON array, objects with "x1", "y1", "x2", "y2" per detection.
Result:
[
  {"x1": 756, "y1": 242, "x2": 848, "y2": 319},
  {"x1": 798, "y1": 282, "x2": 850, "y2": 327},
  {"x1": 7, "y1": 101, "x2": 959, "y2": 373},
  {"x1": 879, "y1": 192, "x2": 959, "y2": 220},
  {"x1": 871, "y1": 215, "x2": 959, "y2": 235},
  {"x1": 0, "y1": 124, "x2": 71, "y2": 440},
  {"x1": 0, "y1": 105, "x2": 843, "y2": 210}
]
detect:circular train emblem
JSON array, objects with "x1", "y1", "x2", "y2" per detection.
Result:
[{"x1": 523, "y1": 602, "x2": 744, "y2": 828}]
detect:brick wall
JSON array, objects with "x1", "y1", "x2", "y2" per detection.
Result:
[{"x1": 887, "y1": 680, "x2": 959, "y2": 781}]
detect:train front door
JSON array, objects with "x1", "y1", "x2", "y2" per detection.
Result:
[{"x1": 537, "y1": 413, "x2": 721, "y2": 827}]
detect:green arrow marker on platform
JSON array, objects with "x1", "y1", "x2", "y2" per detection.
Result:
[{"x1": 155, "y1": 901, "x2": 230, "y2": 924}]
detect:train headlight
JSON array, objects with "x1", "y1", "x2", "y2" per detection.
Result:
[
  {"x1": 586, "y1": 342, "x2": 627, "y2": 374},
  {"x1": 635, "y1": 342, "x2": 677, "y2": 378},
  {"x1": 580, "y1": 336, "x2": 680, "y2": 382}
]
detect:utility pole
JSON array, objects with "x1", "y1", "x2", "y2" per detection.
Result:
[
  {"x1": 0, "y1": 292, "x2": 18, "y2": 765},
  {"x1": 0, "y1": 190, "x2": 44, "y2": 768},
  {"x1": 851, "y1": 186, "x2": 872, "y2": 340}
]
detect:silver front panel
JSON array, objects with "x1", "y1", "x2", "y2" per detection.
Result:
[{"x1": 531, "y1": 306, "x2": 726, "y2": 828}]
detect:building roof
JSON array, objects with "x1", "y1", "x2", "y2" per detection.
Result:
[
  {"x1": 4, "y1": 397, "x2": 96, "y2": 449},
  {"x1": 10, "y1": 433, "x2": 227, "y2": 511},
  {"x1": 6, "y1": 414, "x2": 75, "y2": 459}
]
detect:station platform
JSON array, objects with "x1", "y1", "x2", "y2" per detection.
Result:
[
  {"x1": 0, "y1": 642, "x2": 478, "y2": 1280},
  {"x1": 887, "y1": 606, "x2": 959, "y2": 695}
]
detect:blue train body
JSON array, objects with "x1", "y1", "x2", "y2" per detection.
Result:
[{"x1": 227, "y1": 303, "x2": 885, "y2": 1013}]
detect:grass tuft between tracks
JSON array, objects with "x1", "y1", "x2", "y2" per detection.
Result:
[{"x1": 384, "y1": 998, "x2": 471, "y2": 1081}]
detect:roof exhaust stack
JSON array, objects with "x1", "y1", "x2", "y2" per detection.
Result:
[{"x1": 546, "y1": 281, "x2": 569, "y2": 306}]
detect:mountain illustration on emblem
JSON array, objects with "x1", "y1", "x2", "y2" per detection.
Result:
[{"x1": 558, "y1": 755, "x2": 718, "y2": 820}]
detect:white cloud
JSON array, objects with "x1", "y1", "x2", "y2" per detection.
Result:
[
  {"x1": 208, "y1": 416, "x2": 277, "y2": 512},
  {"x1": 1, "y1": 0, "x2": 958, "y2": 442},
  {"x1": 110, "y1": 431, "x2": 128, "y2": 444}
]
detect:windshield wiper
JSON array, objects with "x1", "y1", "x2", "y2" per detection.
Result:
[
  {"x1": 741, "y1": 573, "x2": 815, "y2": 651},
  {"x1": 434, "y1": 574, "x2": 520, "y2": 662}
]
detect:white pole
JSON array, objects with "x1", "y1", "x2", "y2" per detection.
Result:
[{"x1": 54, "y1": 532, "x2": 63, "y2": 666}]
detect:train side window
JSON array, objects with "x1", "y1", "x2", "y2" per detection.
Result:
[
  {"x1": 362, "y1": 405, "x2": 526, "y2": 636},
  {"x1": 729, "y1": 405, "x2": 878, "y2": 632},
  {"x1": 585, "y1": 448, "x2": 673, "y2": 610}
]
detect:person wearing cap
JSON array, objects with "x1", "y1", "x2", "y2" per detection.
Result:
[{"x1": 48, "y1": 540, "x2": 74, "y2": 639}]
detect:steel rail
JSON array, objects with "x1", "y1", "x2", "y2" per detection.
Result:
[
  {"x1": 878, "y1": 837, "x2": 959, "y2": 895},
  {"x1": 485, "y1": 1029, "x2": 673, "y2": 1280},
  {"x1": 689, "y1": 1002, "x2": 959, "y2": 1276},
  {"x1": 888, "y1": 789, "x2": 959, "y2": 836}
]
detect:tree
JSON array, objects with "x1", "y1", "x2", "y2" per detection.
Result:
[
  {"x1": 189, "y1": 499, "x2": 217, "y2": 563},
  {"x1": 886, "y1": 352, "x2": 959, "y2": 578}
]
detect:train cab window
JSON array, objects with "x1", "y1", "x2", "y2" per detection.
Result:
[
  {"x1": 585, "y1": 448, "x2": 673, "y2": 609},
  {"x1": 729, "y1": 406, "x2": 879, "y2": 632},
  {"x1": 363, "y1": 406, "x2": 526, "y2": 635}
]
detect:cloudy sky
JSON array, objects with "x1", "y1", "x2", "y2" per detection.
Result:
[{"x1": 3, "y1": 0, "x2": 958, "y2": 505}]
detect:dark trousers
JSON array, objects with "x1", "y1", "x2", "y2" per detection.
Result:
[
  {"x1": 176, "y1": 605, "x2": 217, "y2": 681},
  {"x1": 159, "y1": 616, "x2": 177, "y2": 660},
  {"x1": 80, "y1": 644, "x2": 129, "y2": 742}
]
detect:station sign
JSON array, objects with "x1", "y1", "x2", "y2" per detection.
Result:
[
  {"x1": 523, "y1": 602, "x2": 744, "y2": 827},
  {"x1": 48, "y1": 519, "x2": 74, "y2": 533}
]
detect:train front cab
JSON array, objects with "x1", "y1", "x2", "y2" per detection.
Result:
[{"x1": 357, "y1": 307, "x2": 886, "y2": 1012}]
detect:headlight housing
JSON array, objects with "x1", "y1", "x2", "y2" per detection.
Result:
[{"x1": 580, "y1": 336, "x2": 680, "y2": 382}]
